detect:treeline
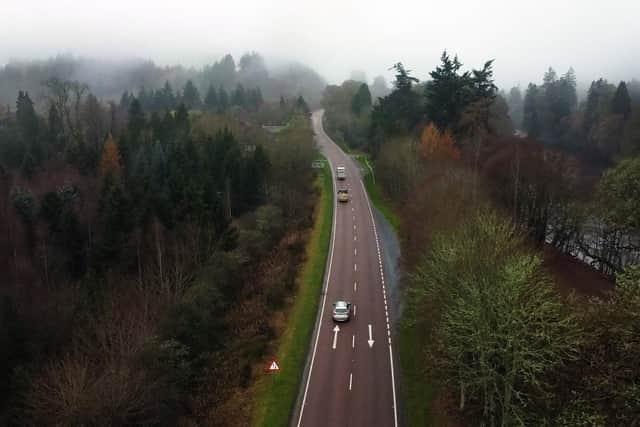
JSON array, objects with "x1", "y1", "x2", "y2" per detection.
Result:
[
  {"x1": 507, "y1": 71, "x2": 640, "y2": 162},
  {"x1": 0, "y1": 74, "x2": 317, "y2": 425},
  {"x1": 321, "y1": 52, "x2": 640, "y2": 424},
  {"x1": 0, "y1": 52, "x2": 326, "y2": 108},
  {"x1": 120, "y1": 80, "x2": 265, "y2": 113}
]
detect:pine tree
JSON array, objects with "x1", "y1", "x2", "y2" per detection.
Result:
[
  {"x1": 612, "y1": 81, "x2": 632, "y2": 119},
  {"x1": 175, "y1": 104, "x2": 190, "y2": 135},
  {"x1": 204, "y1": 85, "x2": 218, "y2": 111},
  {"x1": 523, "y1": 83, "x2": 541, "y2": 138},
  {"x1": 127, "y1": 98, "x2": 146, "y2": 140},
  {"x1": 47, "y1": 102, "x2": 65, "y2": 152},
  {"x1": 231, "y1": 84, "x2": 246, "y2": 107},
  {"x1": 218, "y1": 87, "x2": 229, "y2": 112},
  {"x1": 371, "y1": 63, "x2": 422, "y2": 136},
  {"x1": 16, "y1": 91, "x2": 43, "y2": 165},
  {"x1": 182, "y1": 80, "x2": 202, "y2": 109},
  {"x1": 164, "y1": 81, "x2": 177, "y2": 110},
  {"x1": 351, "y1": 83, "x2": 372, "y2": 115},
  {"x1": 296, "y1": 95, "x2": 310, "y2": 115}
]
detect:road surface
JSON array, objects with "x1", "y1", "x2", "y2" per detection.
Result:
[{"x1": 294, "y1": 110, "x2": 398, "y2": 427}]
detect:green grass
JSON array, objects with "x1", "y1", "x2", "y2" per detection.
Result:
[
  {"x1": 251, "y1": 160, "x2": 334, "y2": 427},
  {"x1": 354, "y1": 154, "x2": 401, "y2": 232},
  {"x1": 398, "y1": 320, "x2": 437, "y2": 426}
]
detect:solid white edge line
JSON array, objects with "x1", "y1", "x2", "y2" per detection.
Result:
[
  {"x1": 360, "y1": 178, "x2": 399, "y2": 427},
  {"x1": 389, "y1": 346, "x2": 398, "y2": 425},
  {"x1": 296, "y1": 112, "x2": 338, "y2": 427}
]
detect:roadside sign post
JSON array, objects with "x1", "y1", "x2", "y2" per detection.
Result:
[{"x1": 266, "y1": 359, "x2": 280, "y2": 372}]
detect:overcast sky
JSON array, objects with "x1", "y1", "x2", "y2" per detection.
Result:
[{"x1": 1, "y1": 0, "x2": 638, "y2": 89}]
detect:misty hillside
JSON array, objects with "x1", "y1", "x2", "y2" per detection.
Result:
[{"x1": 0, "y1": 53, "x2": 326, "y2": 109}]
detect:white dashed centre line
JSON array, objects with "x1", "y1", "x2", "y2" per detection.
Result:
[
  {"x1": 349, "y1": 373, "x2": 353, "y2": 391},
  {"x1": 352, "y1": 334, "x2": 355, "y2": 348},
  {"x1": 354, "y1": 248, "x2": 357, "y2": 256},
  {"x1": 354, "y1": 263, "x2": 357, "y2": 271},
  {"x1": 354, "y1": 281, "x2": 357, "y2": 292}
]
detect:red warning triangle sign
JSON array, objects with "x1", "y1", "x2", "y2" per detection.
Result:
[{"x1": 268, "y1": 360, "x2": 280, "y2": 371}]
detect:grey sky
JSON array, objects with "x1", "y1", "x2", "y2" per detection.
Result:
[{"x1": 1, "y1": 0, "x2": 638, "y2": 89}]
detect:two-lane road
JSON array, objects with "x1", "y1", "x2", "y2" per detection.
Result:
[{"x1": 295, "y1": 110, "x2": 398, "y2": 427}]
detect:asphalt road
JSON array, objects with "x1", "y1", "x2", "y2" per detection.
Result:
[{"x1": 294, "y1": 110, "x2": 398, "y2": 427}]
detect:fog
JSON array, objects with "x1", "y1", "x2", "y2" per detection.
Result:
[{"x1": 1, "y1": 0, "x2": 638, "y2": 88}]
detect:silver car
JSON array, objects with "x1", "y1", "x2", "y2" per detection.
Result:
[{"x1": 332, "y1": 300, "x2": 352, "y2": 322}]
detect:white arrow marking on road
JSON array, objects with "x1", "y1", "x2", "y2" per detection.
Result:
[
  {"x1": 368, "y1": 324, "x2": 375, "y2": 348},
  {"x1": 332, "y1": 325, "x2": 340, "y2": 350}
]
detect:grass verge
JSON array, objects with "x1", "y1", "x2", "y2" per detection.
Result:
[
  {"x1": 251, "y1": 159, "x2": 334, "y2": 427},
  {"x1": 354, "y1": 154, "x2": 401, "y2": 231},
  {"x1": 398, "y1": 320, "x2": 437, "y2": 426}
]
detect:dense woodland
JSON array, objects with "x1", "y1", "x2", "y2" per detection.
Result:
[
  {"x1": 0, "y1": 55, "x2": 318, "y2": 425},
  {"x1": 322, "y1": 52, "x2": 640, "y2": 425}
]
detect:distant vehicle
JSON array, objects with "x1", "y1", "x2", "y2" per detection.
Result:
[
  {"x1": 332, "y1": 300, "x2": 351, "y2": 322},
  {"x1": 336, "y1": 166, "x2": 346, "y2": 180},
  {"x1": 337, "y1": 188, "x2": 349, "y2": 203}
]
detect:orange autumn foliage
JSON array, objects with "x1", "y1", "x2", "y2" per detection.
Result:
[
  {"x1": 100, "y1": 134, "x2": 122, "y2": 177},
  {"x1": 420, "y1": 122, "x2": 460, "y2": 162}
]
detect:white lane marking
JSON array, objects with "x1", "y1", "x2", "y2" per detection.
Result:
[
  {"x1": 354, "y1": 281, "x2": 357, "y2": 292},
  {"x1": 352, "y1": 207, "x2": 355, "y2": 212},
  {"x1": 354, "y1": 263, "x2": 357, "y2": 271},
  {"x1": 354, "y1": 248, "x2": 357, "y2": 256},
  {"x1": 332, "y1": 325, "x2": 340, "y2": 350},
  {"x1": 352, "y1": 334, "x2": 355, "y2": 348},
  {"x1": 349, "y1": 373, "x2": 353, "y2": 391},
  {"x1": 354, "y1": 305, "x2": 357, "y2": 317},
  {"x1": 353, "y1": 215, "x2": 355, "y2": 221},
  {"x1": 368, "y1": 324, "x2": 375, "y2": 348},
  {"x1": 297, "y1": 126, "x2": 338, "y2": 427},
  {"x1": 353, "y1": 224, "x2": 357, "y2": 231},
  {"x1": 360, "y1": 178, "x2": 399, "y2": 427}
]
